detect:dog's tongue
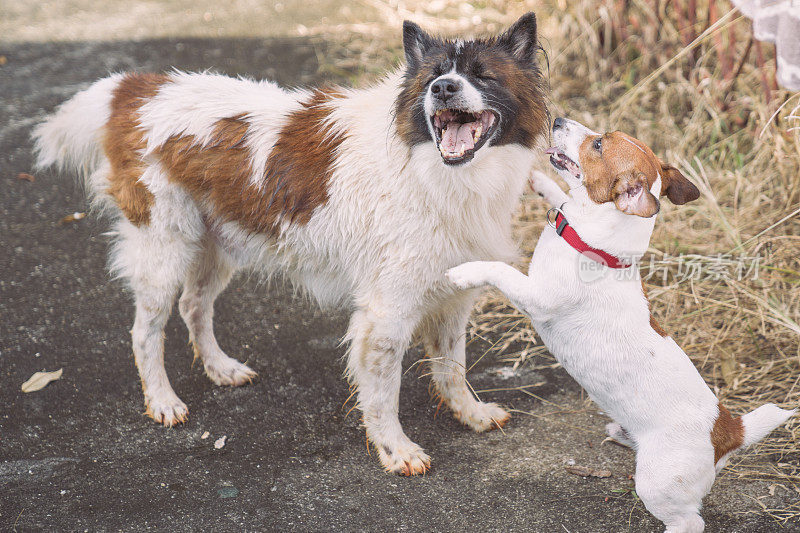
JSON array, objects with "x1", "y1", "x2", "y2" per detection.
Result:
[{"x1": 441, "y1": 121, "x2": 476, "y2": 153}]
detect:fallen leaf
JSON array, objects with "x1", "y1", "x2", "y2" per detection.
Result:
[
  {"x1": 565, "y1": 465, "x2": 612, "y2": 478},
  {"x1": 22, "y1": 368, "x2": 63, "y2": 392},
  {"x1": 214, "y1": 435, "x2": 227, "y2": 449},
  {"x1": 59, "y1": 212, "x2": 86, "y2": 225},
  {"x1": 17, "y1": 173, "x2": 35, "y2": 182},
  {"x1": 201, "y1": 431, "x2": 210, "y2": 440},
  {"x1": 0, "y1": 55, "x2": 6, "y2": 65}
]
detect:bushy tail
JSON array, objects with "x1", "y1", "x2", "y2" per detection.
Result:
[
  {"x1": 741, "y1": 403, "x2": 795, "y2": 448},
  {"x1": 32, "y1": 74, "x2": 122, "y2": 196}
]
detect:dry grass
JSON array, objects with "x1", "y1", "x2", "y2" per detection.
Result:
[{"x1": 319, "y1": 0, "x2": 799, "y2": 518}]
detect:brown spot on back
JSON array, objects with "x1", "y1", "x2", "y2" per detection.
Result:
[
  {"x1": 158, "y1": 89, "x2": 343, "y2": 234},
  {"x1": 711, "y1": 402, "x2": 744, "y2": 463},
  {"x1": 641, "y1": 279, "x2": 667, "y2": 337},
  {"x1": 105, "y1": 73, "x2": 170, "y2": 225}
]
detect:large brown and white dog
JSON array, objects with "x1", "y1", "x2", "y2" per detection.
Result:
[{"x1": 33, "y1": 14, "x2": 548, "y2": 474}]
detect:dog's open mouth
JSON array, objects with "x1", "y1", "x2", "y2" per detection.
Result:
[
  {"x1": 546, "y1": 147, "x2": 581, "y2": 178},
  {"x1": 432, "y1": 109, "x2": 497, "y2": 165}
]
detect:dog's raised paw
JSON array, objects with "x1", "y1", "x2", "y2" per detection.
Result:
[
  {"x1": 204, "y1": 356, "x2": 257, "y2": 387},
  {"x1": 527, "y1": 170, "x2": 549, "y2": 193},
  {"x1": 445, "y1": 262, "x2": 487, "y2": 289},
  {"x1": 378, "y1": 443, "x2": 431, "y2": 476}
]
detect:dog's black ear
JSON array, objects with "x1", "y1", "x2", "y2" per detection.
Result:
[
  {"x1": 497, "y1": 12, "x2": 539, "y2": 63},
  {"x1": 403, "y1": 20, "x2": 435, "y2": 71}
]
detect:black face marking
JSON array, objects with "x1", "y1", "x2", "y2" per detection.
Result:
[{"x1": 395, "y1": 12, "x2": 549, "y2": 165}]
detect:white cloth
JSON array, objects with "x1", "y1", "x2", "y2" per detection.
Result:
[{"x1": 732, "y1": 0, "x2": 800, "y2": 90}]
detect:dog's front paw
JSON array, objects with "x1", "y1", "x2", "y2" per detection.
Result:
[
  {"x1": 446, "y1": 262, "x2": 489, "y2": 290},
  {"x1": 528, "y1": 170, "x2": 552, "y2": 196},
  {"x1": 144, "y1": 391, "x2": 189, "y2": 427},
  {"x1": 528, "y1": 170, "x2": 565, "y2": 201},
  {"x1": 204, "y1": 357, "x2": 257, "y2": 387},
  {"x1": 455, "y1": 401, "x2": 511, "y2": 432},
  {"x1": 377, "y1": 442, "x2": 431, "y2": 476}
]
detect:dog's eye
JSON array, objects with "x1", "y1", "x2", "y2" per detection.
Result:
[{"x1": 593, "y1": 137, "x2": 602, "y2": 152}]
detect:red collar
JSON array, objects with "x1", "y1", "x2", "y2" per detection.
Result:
[{"x1": 550, "y1": 210, "x2": 632, "y2": 269}]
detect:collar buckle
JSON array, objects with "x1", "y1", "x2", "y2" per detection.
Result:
[
  {"x1": 546, "y1": 207, "x2": 564, "y2": 229},
  {"x1": 546, "y1": 207, "x2": 569, "y2": 236}
]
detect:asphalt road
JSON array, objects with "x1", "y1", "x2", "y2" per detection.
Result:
[{"x1": 1, "y1": 37, "x2": 795, "y2": 532}]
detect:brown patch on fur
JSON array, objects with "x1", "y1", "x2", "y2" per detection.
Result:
[
  {"x1": 579, "y1": 132, "x2": 661, "y2": 217},
  {"x1": 158, "y1": 89, "x2": 343, "y2": 234},
  {"x1": 649, "y1": 314, "x2": 667, "y2": 337},
  {"x1": 641, "y1": 279, "x2": 667, "y2": 337},
  {"x1": 578, "y1": 131, "x2": 699, "y2": 211},
  {"x1": 395, "y1": 46, "x2": 447, "y2": 147},
  {"x1": 711, "y1": 402, "x2": 744, "y2": 463},
  {"x1": 480, "y1": 50, "x2": 548, "y2": 147},
  {"x1": 105, "y1": 73, "x2": 171, "y2": 225}
]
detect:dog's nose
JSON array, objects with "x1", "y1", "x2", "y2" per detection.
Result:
[
  {"x1": 431, "y1": 78, "x2": 462, "y2": 101},
  {"x1": 552, "y1": 117, "x2": 566, "y2": 130}
]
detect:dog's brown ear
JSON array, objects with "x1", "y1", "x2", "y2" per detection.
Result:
[
  {"x1": 660, "y1": 162, "x2": 700, "y2": 205},
  {"x1": 613, "y1": 171, "x2": 660, "y2": 217}
]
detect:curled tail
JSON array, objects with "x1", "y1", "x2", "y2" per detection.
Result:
[
  {"x1": 32, "y1": 74, "x2": 123, "y2": 199},
  {"x1": 741, "y1": 403, "x2": 795, "y2": 447}
]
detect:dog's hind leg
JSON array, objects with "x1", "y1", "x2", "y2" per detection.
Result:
[
  {"x1": 179, "y1": 237, "x2": 256, "y2": 386},
  {"x1": 345, "y1": 306, "x2": 429, "y2": 475},
  {"x1": 423, "y1": 293, "x2": 510, "y2": 432},
  {"x1": 634, "y1": 437, "x2": 714, "y2": 533},
  {"x1": 111, "y1": 217, "x2": 200, "y2": 427}
]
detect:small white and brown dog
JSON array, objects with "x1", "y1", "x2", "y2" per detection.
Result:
[
  {"x1": 447, "y1": 118, "x2": 795, "y2": 532},
  {"x1": 32, "y1": 15, "x2": 549, "y2": 475}
]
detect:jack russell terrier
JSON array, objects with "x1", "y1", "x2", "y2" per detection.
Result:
[{"x1": 447, "y1": 117, "x2": 795, "y2": 532}]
